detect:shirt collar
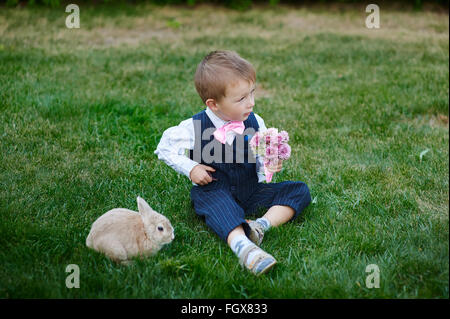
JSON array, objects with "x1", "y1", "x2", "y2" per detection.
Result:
[{"x1": 205, "y1": 106, "x2": 229, "y2": 128}]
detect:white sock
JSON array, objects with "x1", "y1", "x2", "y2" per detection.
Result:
[
  {"x1": 229, "y1": 234, "x2": 259, "y2": 265},
  {"x1": 256, "y1": 217, "x2": 271, "y2": 231}
]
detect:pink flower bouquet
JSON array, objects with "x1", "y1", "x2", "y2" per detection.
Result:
[{"x1": 249, "y1": 128, "x2": 291, "y2": 183}]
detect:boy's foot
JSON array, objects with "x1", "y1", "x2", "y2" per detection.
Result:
[
  {"x1": 238, "y1": 245, "x2": 277, "y2": 276},
  {"x1": 247, "y1": 220, "x2": 265, "y2": 246}
]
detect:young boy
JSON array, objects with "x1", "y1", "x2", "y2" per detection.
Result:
[{"x1": 154, "y1": 50, "x2": 311, "y2": 275}]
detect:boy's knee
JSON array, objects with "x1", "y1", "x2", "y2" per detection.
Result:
[{"x1": 296, "y1": 181, "x2": 312, "y2": 205}]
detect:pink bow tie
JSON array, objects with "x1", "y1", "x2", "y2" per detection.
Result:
[{"x1": 213, "y1": 121, "x2": 245, "y2": 144}]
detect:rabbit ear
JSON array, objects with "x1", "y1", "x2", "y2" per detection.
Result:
[{"x1": 137, "y1": 196, "x2": 154, "y2": 215}]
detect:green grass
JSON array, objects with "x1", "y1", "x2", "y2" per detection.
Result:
[{"x1": 0, "y1": 3, "x2": 448, "y2": 298}]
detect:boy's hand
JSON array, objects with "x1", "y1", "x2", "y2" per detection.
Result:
[
  {"x1": 266, "y1": 160, "x2": 283, "y2": 173},
  {"x1": 189, "y1": 164, "x2": 216, "y2": 185}
]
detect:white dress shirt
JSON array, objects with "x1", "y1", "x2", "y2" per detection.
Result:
[{"x1": 154, "y1": 107, "x2": 268, "y2": 186}]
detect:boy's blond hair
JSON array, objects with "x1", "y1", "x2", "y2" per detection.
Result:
[{"x1": 194, "y1": 50, "x2": 256, "y2": 104}]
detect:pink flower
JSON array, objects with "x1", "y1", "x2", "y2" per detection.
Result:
[
  {"x1": 253, "y1": 132, "x2": 260, "y2": 145},
  {"x1": 265, "y1": 145, "x2": 278, "y2": 159},
  {"x1": 264, "y1": 128, "x2": 279, "y2": 145},
  {"x1": 279, "y1": 131, "x2": 289, "y2": 143},
  {"x1": 258, "y1": 128, "x2": 291, "y2": 182},
  {"x1": 278, "y1": 143, "x2": 291, "y2": 160},
  {"x1": 249, "y1": 133, "x2": 259, "y2": 150},
  {"x1": 258, "y1": 135, "x2": 265, "y2": 148}
]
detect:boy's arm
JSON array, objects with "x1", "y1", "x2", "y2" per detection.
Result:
[
  {"x1": 254, "y1": 112, "x2": 267, "y2": 133},
  {"x1": 154, "y1": 118, "x2": 199, "y2": 180}
]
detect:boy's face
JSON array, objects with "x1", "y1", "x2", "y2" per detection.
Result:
[{"x1": 207, "y1": 79, "x2": 256, "y2": 122}]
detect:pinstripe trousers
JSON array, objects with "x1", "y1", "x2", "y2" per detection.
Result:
[{"x1": 190, "y1": 179, "x2": 311, "y2": 242}]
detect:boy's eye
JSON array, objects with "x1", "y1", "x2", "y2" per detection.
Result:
[{"x1": 237, "y1": 89, "x2": 255, "y2": 102}]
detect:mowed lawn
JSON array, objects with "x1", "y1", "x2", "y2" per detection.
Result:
[{"x1": 0, "y1": 3, "x2": 448, "y2": 298}]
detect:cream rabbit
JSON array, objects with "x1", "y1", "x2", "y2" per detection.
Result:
[{"x1": 86, "y1": 196, "x2": 174, "y2": 264}]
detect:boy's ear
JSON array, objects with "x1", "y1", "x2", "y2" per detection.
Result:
[{"x1": 205, "y1": 98, "x2": 218, "y2": 111}]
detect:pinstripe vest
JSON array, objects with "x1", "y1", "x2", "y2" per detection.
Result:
[{"x1": 189, "y1": 109, "x2": 260, "y2": 204}]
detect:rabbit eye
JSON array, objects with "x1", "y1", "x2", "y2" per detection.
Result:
[{"x1": 157, "y1": 226, "x2": 164, "y2": 231}]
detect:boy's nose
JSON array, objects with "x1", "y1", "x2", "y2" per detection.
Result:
[{"x1": 248, "y1": 95, "x2": 255, "y2": 108}]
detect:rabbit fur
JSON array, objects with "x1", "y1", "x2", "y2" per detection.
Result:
[{"x1": 86, "y1": 196, "x2": 174, "y2": 264}]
